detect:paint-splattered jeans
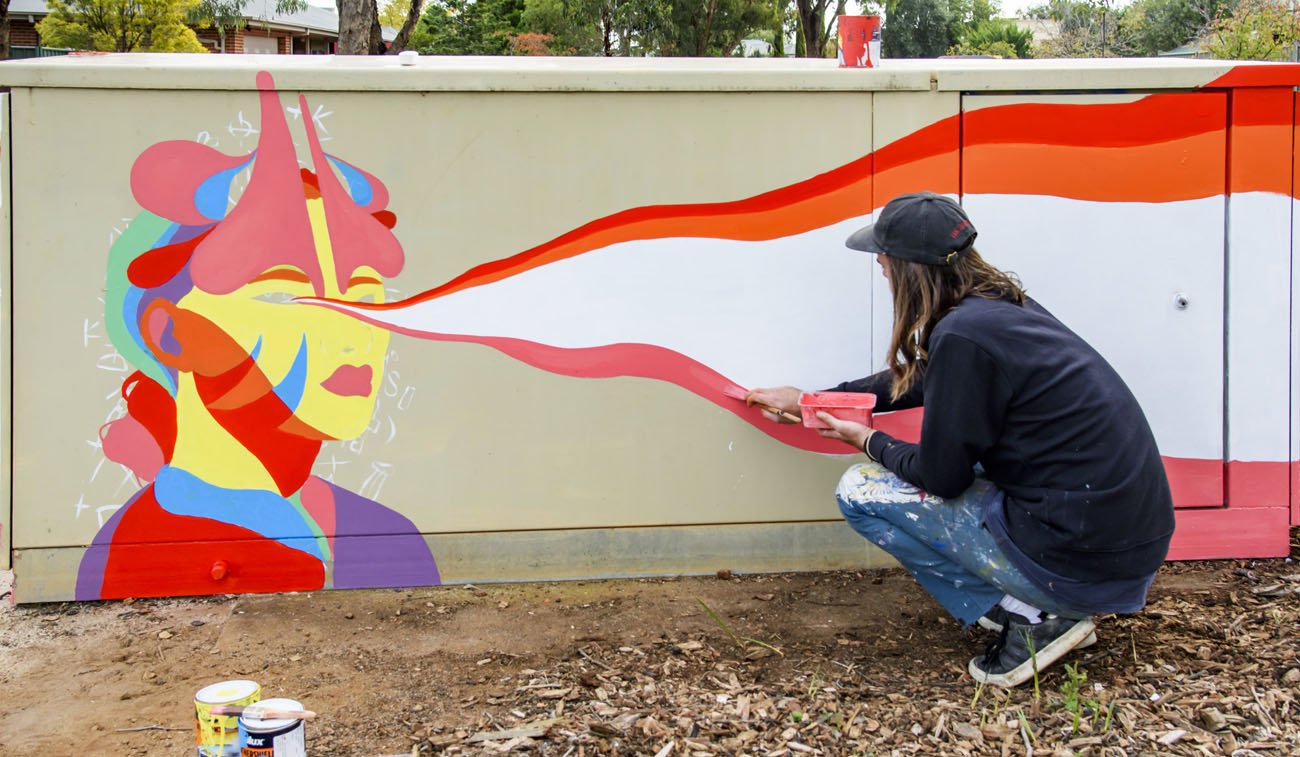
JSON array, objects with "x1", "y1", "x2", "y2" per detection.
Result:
[{"x1": 835, "y1": 462, "x2": 1081, "y2": 626}]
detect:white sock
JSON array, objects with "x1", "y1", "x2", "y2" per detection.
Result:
[{"x1": 998, "y1": 594, "x2": 1044, "y2": 625}]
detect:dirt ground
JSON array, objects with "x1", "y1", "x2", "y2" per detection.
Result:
[{"x1": 2, "y1": 533, "x2": 1297, "y2": 756}]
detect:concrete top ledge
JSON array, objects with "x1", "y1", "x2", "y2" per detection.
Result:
[{"x1": 0, "y1": 53, "x2": 1296, "y2": 93}]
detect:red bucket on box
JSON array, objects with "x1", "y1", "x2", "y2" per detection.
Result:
[
  {"x1": 799, "y1": 392, "x2": 877, "y2": 429},
  {"x1": 837, "y1": 15, "x2": 881, "y2": 68}
]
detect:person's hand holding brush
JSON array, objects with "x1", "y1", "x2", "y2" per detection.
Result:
[{"x1": 745, "y1": 386, "x2": 803, "y2": 424}]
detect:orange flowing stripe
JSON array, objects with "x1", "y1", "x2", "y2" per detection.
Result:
[{"x1": 964, "y1": 133, "x2": 1227, "y2": 203}]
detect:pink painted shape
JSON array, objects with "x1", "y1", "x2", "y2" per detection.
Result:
[
  {"x1": 321, "y1": 364, "x2": 373, "y2": 397},
  {"x1": 300, "y1": 476, "x2": 338, "y2": 554},
  {"x1": 130, "y1": 141, "x2": 253, "y2": 225},
  {"x1": 1167, "y1": 505, "x2": 1290, "y2": 560},
  {"x1": 317, "y1": 309, "x2": 850, "y2": 454},
  {"x1": 100, "y1": 415, "x2": 164, "y2": 483},
  {"x1": 298, "y1": 95, "x2": 404, "y2": 293},
  {"x1": 1226, "y1": 459, "x2": 1290, "y2": 509},
  {"x1": 190, "y1": 72, "x2": 322, "y2": 295}
]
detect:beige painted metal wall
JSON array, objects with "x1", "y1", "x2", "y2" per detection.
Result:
[{"x1": 0, "y1": 55, "x2": 1290, "y2": 602}]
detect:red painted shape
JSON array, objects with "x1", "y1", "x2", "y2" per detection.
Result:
[
  {"x1": 1292, "y1": 460, "x2": 1300, "y2": 526},
  {"x1": 126, "y1": 229, "x2": 211, "y2": 288},
  {"x1": 1227, "y1": 460, "x2": 1291, "y2": 509},
  {"x1": 963, "y1": 94, "x2": 1227, "y2": 203},
  {"x1": 1204, "y1": 63, "x2": 1300, "y2": 90},
  {"x1": 121, "y1": 372, "x2": 177, "y2": 462},
  {"x1": 1161, "y1": 456, "x2": 1224, "y2": 509},
  {"x1": 872, "y1": 407, "x2": 922, "y2": 444},
  {"x1": 99, "y1": 488, "x2": 326, "y2": 599},
  {"x1": 965, "y1": 94, "x2": 1224, "y2": 148},
  {"x1": 1229, "y1": 88, "x2": 1294, "y2": 196},
  {"x1": 1166, "y1": 505, "x2": 1291, "y2": 560}
]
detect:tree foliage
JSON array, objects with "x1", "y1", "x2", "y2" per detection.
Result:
[
  {"x1": 662, "y1": 0, "x2": 771, "y2": 55},
  {"x1": 519, "y1": 0, "x2": 665, "y2": 56},
  {"x1": 37, "y1": 0, "x2": 207, "y2": 51},
  {"x1": 1204, "y1": 0, "x2": 1298, "y2": 59},
  {"x1": 882, "y1": 0, "x2": 953, "y2": 57},
  {"x1": 1025, "y1": 0, "x2": 1230, "y2": 57},
  {"x1": 412, "y1": 0, "x2": 523, "y2": 54},
  {"x1": 949, "y1": 17, "x2": 1032, "y2": 56},
  {"x1": 1117, "y1": 0, "x2": 1226, "y2": 55}
]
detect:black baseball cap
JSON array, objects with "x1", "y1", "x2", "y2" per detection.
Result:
[{"x1": 845, "y1": 192, "x2": 977, "y2": 265}]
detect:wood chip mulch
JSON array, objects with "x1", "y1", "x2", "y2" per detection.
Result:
[{"x1": 397, "y1": 533, "x2": 1299, "y2": 756}]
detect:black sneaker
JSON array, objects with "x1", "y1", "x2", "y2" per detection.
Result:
[
  {"x1": 969, "y1": 614, "x2": 1097, "y2": 687},
  {"x1": 977, "y1": 606, "x2": 1097, "y2": 648},
  {"x1": 977, "y1": 605, "x2": 1011, "y2": 632}
]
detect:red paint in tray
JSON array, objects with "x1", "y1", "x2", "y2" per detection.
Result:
[{"x1": 799, "y1": 392, "x2": 876, "y2": 429}]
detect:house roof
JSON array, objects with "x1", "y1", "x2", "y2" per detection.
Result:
[{"x1": 10, "y1": 0, "x2": 355, "y2": 37}]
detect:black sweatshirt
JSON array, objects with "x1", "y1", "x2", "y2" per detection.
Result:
[{"x1": 831, "y1": 296, "x2": 1175, "y2": 605}]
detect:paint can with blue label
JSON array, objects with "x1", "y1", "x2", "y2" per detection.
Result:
[
  {"x1": 238, "y1": 698, "x2": 307, "y2": 757},
  {"x1": 195, "y1": 680, "x2": 261, "y2": 757}
]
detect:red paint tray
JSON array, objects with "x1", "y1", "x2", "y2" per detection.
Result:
[{"x1": 799, "y1": 391, "x2": 876, "y2": 429}]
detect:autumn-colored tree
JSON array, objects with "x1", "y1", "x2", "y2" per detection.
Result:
[
  {"x1": 1205, "y1": 0, "x2": 1299, "y2": 60},
  {"x1": 37, "y1": 0, "x2": 207, "y2": 52}
]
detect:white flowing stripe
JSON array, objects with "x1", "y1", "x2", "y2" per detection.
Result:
[
  {"x1": 339, "y1": 195, "x2": 1242, "y2": 461},
  {"x1": 964, "y1": 194, "x2": 1225, "y2": 460},
  {"x1": 337, "y1": 218, "x2": 877, "y2": 391}
]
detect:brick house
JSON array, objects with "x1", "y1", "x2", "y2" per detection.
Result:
[{"x1": 6, "y1": 0, "x2": 390, "y2": 55}]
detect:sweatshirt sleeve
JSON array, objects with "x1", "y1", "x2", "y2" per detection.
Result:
[
  {"x1": 825, "y1": 368, "x2": 924, "y2": 413},
  {"x1": 864, "y1": 333, "x2": 1012, "y2": 498}
]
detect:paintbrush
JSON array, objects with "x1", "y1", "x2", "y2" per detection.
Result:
[
  {"x1": 721, "y1": 384, "x2": 802, "y2": 424},
  {"x1": 209, "y1": 705, "x2": 318, "y2": 720}
]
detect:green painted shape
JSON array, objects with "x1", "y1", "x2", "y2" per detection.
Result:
[{"x1": 104, "y1": 212, "x2": 178, "y2": 393}]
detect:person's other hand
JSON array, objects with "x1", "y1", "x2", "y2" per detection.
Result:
[
  {"x1": 746, "y1": 386, "x2": 802, "y2": 424},
  {"x1": 816, "y1": 412, "x2": 872, "y2": 451}
]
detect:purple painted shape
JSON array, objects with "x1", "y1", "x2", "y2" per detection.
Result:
[
  {"x1": 75, "y1": 489, "x2": 145, "y2": 600},
  {"x1": 326, "y1": 482, "x2": 440, "y2": 589}
]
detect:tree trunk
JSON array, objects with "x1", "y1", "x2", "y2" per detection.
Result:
[
  {"x1": 0, "y1": 0, "x2": 9, "y2": 60},
  {"x1": 337, "y1": 0, "x2": 380, "y2": 54},
  {"x1": 795, "y1": 0, "x2": 826, "y2": 57},
  {"x1": 772, "y1": 0, "x2": 785, "y2": 57},
  {"x1": 387, "y1": 0, "x2": 424, "y2": 53}
]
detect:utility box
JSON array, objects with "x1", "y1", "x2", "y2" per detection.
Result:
[{"x1": 1, "y1": 55, "x2": 1295, "y2": 603}]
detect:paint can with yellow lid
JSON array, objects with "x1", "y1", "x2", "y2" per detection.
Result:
[{"x1": 195, "y1": 679, "x2": 261, "y2": 756}]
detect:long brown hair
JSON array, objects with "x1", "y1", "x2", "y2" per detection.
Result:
[{"x1": 883, "y1": 248, "x2": 1025, "y2": 400}]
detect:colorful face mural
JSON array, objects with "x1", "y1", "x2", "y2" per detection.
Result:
[{"x1": 76, "y1": 72, "x2": 439, "y2": 600}]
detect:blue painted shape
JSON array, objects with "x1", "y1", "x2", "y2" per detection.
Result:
[
  {"x1": 194, "y1": 155, "x2": 255, "y2": 221},
  {"x1": 327, "y1": 156, "x2": 373, "y2": 206},
  {"x1": 154, "y1": 465, "x2": 325, "y2": 562},
  {"x1": 271, "y1": 335, "x2": 309, "y2": 412},
  {"x1": 250, "y1": 335, "x2": 263, "y2": 362}
]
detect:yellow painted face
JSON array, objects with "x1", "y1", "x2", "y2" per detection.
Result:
[{"x1": 175, "y1": 198, "x2": 390, "y2": 441}]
